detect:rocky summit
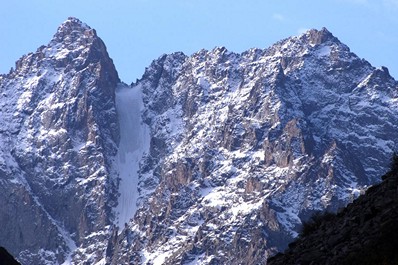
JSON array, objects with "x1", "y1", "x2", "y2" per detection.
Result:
[
  {"x1": 0, "y1": 17, "x2": 120, "y2": 264},
  {"x1": 0, "y1": 17, "x2": 397, "y2": 264}
]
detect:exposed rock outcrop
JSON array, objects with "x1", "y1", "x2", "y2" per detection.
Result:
[{"x1": 0, "y1": 17, "x2": 120, "y2": 264}]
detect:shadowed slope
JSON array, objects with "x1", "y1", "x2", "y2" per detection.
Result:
[{"x1": 268, "y1": 154, "x2": 398, "y2": 265}]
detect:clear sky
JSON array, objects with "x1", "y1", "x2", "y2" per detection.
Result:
[{"x1": 1, "y1": 0, "x2": 398, "y2": 83}]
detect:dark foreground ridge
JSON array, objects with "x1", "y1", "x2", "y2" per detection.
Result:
[
  {"x1": 268, "y1": 155, "x2": 398, "y2": 265},
  {"x1": 0, "y1": 247, "x2": 21, "y2": 265}
]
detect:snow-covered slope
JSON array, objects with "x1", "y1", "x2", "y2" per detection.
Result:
[
  {"x1": 0, "y1": 19, "x2": 397, "y2": 265},
  {"x1": 110, "y1": 28, "x2": 398, "y2": 264},
  {"x1": 0, "y1": 17, "x2": 120, "y2": 264},
  {"x1": 114, "y1": 83, "x2": 150, "y2": 229}
]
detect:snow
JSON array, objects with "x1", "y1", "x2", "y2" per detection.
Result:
[
  {"x1": 185, "y1": 254, "x2": 204, "y2": 265},
  {"x1": 115, "y1": 83, "x2": 150, "y2": 229},
  {"x1": 229, "y1": 198, "x2": 263, "y2": 217},
  {"x1": 141, "y1": 249, "x2": 171, "y2": 265},
  {"x1": 17, "y1": 88, "x2": 33, "y2": 110},
  {"x1": 316, "y1": 46, "x2": 331, "y2": 57}
]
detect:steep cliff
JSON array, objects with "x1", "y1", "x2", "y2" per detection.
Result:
[{"x1": 0, "y1": 17, "x2": 120, "y2": 264}]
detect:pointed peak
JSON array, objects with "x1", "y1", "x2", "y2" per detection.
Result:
[
  {"x1": 52, "y1": 17, "x2": 97, "y2": 44},
  {"x1": 368, "y1": 66, "x2": 395, "y2": 83},
  {"x1": 380, "y1": 66, "x2": 390, "y2": 76},
  {"x1": 301, "y1": 27, "x2": 339, "y2": 46},
  {"x1": 212, "y1": 46, "x2": 228, "y2": 53},
  {"x1": 59, "y1": 17, "x2": 91, "y2": 32}
]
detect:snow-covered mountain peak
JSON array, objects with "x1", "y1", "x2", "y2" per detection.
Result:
[
  {"x1": 43, "y1": 17, "x2": 98, "y2": 61},
  {"x1": 53, "y1": 17, "x2": 94, "y2": 42},
  {"x1": 0, "y1": 18, "x2": 121, "y2": 264},
  {"x1": 7, "y1": 17, "x2": 119, "y2": 86}
]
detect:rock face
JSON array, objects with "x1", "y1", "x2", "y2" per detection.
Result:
[
  {"x1": 268, "y1": 156, "x2": 398, "y2": 265},
  {"x1": 0, "y1": 19, "x2": 397, "y2": 264},
  {"x1": 109, "y1": 28, "x2": 398, "y2": 264},
  {"x1": 0, "y1": 17, "x2": 120, "y2": 264}
]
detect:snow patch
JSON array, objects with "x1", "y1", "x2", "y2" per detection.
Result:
[
  {"x1": 115, "y1": 83, "x2": 150, "y2": 229},
  {"x1": 316, "y1": 46, "x2": 331, "y2": 57}
]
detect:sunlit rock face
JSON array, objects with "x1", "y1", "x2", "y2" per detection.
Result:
[
  {"x1": 110, "y1": 28, "x2": 398, "y2": 264},
  {"x1": 1, "y1": 18, "x2": 397, "y2": 264},
  {"x1": 0, "y1": 17, "x2": 120, "y2": 264}
]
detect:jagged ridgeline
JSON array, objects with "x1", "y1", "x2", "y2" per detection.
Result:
[{"x1": 0, "y1": 17, "x2": 397, "y2": 264}]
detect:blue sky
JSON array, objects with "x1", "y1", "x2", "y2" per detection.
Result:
[{"x1": 1, "y1": 0, "x2": 398, "y2": 82}]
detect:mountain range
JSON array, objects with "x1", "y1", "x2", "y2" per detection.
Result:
[{"x1": 0, "y1": 17, "x2": 397, "y2": 264}]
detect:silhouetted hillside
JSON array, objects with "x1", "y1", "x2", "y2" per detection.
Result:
[
  {"x1": 268, "y1": 154, "x2": 398, "y2": 265},
  {"x1": 0, "y1": 247, "x2": 20, "y2": 265}
]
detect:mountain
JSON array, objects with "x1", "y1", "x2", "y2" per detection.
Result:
[
  {"x1": 0, "y1": 17, "x2": 120, "y2": 264},
  {"x1": 108, "y1": 27, "x2": 398, "y2": 265},
  {"x1": 0, "y1": 18, "x2": 397, "y2": 264},
  {"x1": 267, "y1": 156, "x2": 398, "y2": 265}
]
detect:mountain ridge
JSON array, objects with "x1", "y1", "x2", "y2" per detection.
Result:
[
  {"x1": 109, "y1": 22, "x2": 398, "y2": 264},
  {"x1": 0, "y1": 17, "x2": 397, "y2": 264}
]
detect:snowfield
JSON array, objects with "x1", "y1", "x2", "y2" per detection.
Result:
[{"x1": 115, "y1": 83, "x2": 150, "y2": 229}]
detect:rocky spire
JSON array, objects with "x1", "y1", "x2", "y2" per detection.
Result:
[
  {"x1": 45, "y1": 16, "x2": 117, "y2": 74},
  {"x1": 52, "y1": 17, "x2": 95, "y2": 44},
  {"x1": 302, "y1": 27, "x2": 339, "y2": 46},
  {"x1": 11, "y1": 17, "x2": 119, "y2": 84},
  {"x1": 0, "y1": 18, "x2": 121, "y2": 264}
]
